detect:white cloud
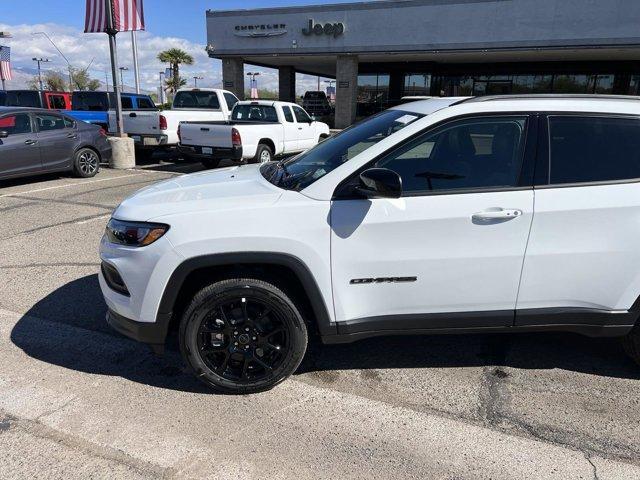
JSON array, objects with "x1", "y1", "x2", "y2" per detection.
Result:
[{"x1": 0, "y1": 22, "x2": 331, "y2": 96}]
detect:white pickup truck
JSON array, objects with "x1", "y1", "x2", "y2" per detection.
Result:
[
  {"x1": 177, "y1": 100, "x2": 330, "y2": 168},
  {"x1": 108, "y1": 88, "x2": 239, "y2": 159}
]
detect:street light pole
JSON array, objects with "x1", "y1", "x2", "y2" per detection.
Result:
[
  {"x1": 32, "y1": 58, "x2": 51, "y2": 91},
  {"x1": 119, "y1": 66, "x2": 129, "y2": 92},
  {"x1": 159, "y1": 71, "x2": 165, "y2": 104},
  {"x1": 193, "y1": 76, "x2": 203, "y2": 88},
  {"x1": 131, "y1": 31, "x2": 141, "y2": 94},
  {"x1": 0, "y1": 31, "x2": 11, "y2": 91},
  {"x1": 33, "y1": 32, "x2": 73, "y2": 92}
]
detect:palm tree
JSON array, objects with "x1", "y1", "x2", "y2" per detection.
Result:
[{"x1": 158, "y1": 48, "x2": 194, "y2": 94}]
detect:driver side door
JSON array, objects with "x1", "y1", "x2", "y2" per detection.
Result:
[{"x1": 330, "y1": 115, "x2": 537, "y2": 333}]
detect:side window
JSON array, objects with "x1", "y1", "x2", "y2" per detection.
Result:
[
  {"x1": 375, "y1": 116, "x2": 527, "y2": 194},
  {"x1": 549, "y1": 116, "x2": 640, "y2": 184},
  {"x1": 224, "y1": 92, "x2": 239, "y2": 110},
  {"x1": 282, "y1": 106, "x2": 294, "y2": 123},
  {"x1": 120, "y1": 96, "x2": 133, "y2": 110},
  {"x1": 35, "y1": 113, "x2": 66, "y2": 132},
  {"x1": 292, "y1": 106, "x2": 311, "y2": 123},
  {"x1": 136, "y1": 97, "x2": 155, "y2": 109},
  {"x1": 0, "y1": 114, "x2": 32, "y2": 135},
  {"x1": 49, "y1": 95, "x2": 67, "y2": 109}
]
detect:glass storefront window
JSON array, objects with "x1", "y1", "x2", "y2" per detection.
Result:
[
  {"x1": 357, "y1": 74, "x2": 390, "y2": 118},
  {"x1": 512, "y1": 75, "x2": 553, "y2": 93},
  {"x1": 404, "y1": 74, "x2": 431, "y2": 96}
]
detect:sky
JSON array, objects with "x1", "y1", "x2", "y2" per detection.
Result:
[{"x1": 1, "y1": 0, "x2": 359, "y2": 95}]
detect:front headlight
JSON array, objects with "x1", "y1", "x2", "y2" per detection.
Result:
[{"x1": 105, "y1": 218, "x2": 169, "y2": 247}]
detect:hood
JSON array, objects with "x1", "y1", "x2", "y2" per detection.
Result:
[{"x1": 113, "y1": 164, "x2": 284, "y2": 221}]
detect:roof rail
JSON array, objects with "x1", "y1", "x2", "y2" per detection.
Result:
[{"x1": 463, "y1": 94, "x2": 640, "y2": 103}]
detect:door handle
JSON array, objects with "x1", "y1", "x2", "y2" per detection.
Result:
[
  {"x1": 24, "y1": 139, "x2": 37, "y2": 145},
  {"x1": 129, "y1": 112, "x2": 137, "y2": 118},
  {"x1": 298, "y1": 127, "x2": 303, "y2": 130},
  {"x1": 66, "y1": 133, "x2": 77, "y2": 139},
  {"x1": 472, "y1": 208, "x2": 523, "y2": 221}
]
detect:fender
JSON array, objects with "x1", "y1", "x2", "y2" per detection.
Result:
[{"x1": 156, "y1": 251, "x2": 336, "y2": 337}]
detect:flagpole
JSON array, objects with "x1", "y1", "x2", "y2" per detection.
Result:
[
  {"x1": 131, "y1": 31, "x2": 140, "y2": 94},
  {"x1": 105, "y1": 0, "x2": 124, "y2": 136}
]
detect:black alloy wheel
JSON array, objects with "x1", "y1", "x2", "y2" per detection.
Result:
[{"x1": 180, "y1": 278, "x2": 308, "y2": 394}]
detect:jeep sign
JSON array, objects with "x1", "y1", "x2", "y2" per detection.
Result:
[{"x1": 302, "y1": 19, "x2": 345, "y2": 38}]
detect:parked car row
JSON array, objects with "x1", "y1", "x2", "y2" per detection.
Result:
[{"x1": 0, "y1": 106, "x2": 111, "y2": 181}]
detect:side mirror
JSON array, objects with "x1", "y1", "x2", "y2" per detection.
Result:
[
  {"x1": 0, "y1": 131, "x2": 8, "y2": 139},
  {"x1": 355, "y1": 168, "x2": 402, "y2": 199}
]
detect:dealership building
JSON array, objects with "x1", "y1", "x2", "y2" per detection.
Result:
[{"x1": 206, "y1": 0, "x2": 640, "y2": 128}]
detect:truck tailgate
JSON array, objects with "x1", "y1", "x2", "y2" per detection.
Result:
[
  {"x1": 109, "y1": 110, "x2": 159, "y2": 135},
  {"x1": 180, "y1": 123, "x2": 232, "y2": 148}
]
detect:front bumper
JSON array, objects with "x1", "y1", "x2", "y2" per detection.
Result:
[
  {"x1": 177, "y1": 143, "x2": 243, "y2": 161},
  {"x1": 107, "y1": 309, "x2": 171, "y2": 351}
]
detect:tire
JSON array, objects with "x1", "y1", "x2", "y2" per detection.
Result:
[
  {"x1": 73, "y1": 147, "x2": 100, "y2": 178},
  {"x1": 251, "y1": 143, "x2": 273, "y2": 164},
  {"x1": 622, "y1": 324, "x2": 640, "y2": 366},
  {"x1": 201, "y1": 159, "x2": 220, "y2": 169},
  {"x1": 136, "y1": 149, "x2": 154, "y2": 162},
  {"x1": 179, "y1": 278, "x2": 308, "y2": 394}
]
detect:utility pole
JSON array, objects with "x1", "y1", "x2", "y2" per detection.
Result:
[
  {"x1": 193, "y1": 76, "x2": 203, "y2": 88},
  {"x1": 0, "y1": 31, "x2": 11, "y2": 91},
  {"x1": 105, "y1": 0, "x2": 124, "y2": 136},
  {"x1": 119, "y1": 66, "x2": 129, "y2": 93},
  {"x1": 131, "y1": 31, "x2": 140, "y2": 94},
  {"x1": 32, "y1": 57, "x2": 51, "y2": 91},
  {"x1": 33, "y1": 32, "x2": 74, "y2": 92}
]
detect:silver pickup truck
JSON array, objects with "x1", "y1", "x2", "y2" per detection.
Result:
[{"x1": 177, "y1": 100, "x2": 330, "y2": 168}]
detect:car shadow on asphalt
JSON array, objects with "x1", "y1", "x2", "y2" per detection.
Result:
[{"x1": 10, "y1": 274, "x2": 640, "y2": 396}]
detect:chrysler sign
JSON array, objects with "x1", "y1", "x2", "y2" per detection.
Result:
[
  {"x1": 302, "y1": 19, "x2": 345, "y2": 38},
  {"x1": 234, "y1": 23, "x2": 287, "y2": 37}
]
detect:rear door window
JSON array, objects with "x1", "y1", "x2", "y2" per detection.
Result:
[
  {"x1": 0, "y1": 113, "x2": 33, "y2": 134},
  {"x1": 282, "y1": 106, "x2": 294, "y2": 123},
  {"x1": 35, "y1": 113, "x2": 66, "y2": 132},
  {"x1": 232, "y1": 105, "x2": 278, "y2": 122},
  {"x1": 136, "y1": 97, "x2": 155, "y2": 109},
  {"x1": 120, "y1": 96, "x2": 133, "y2": 109},
  {"x1": 548, "y1": 116, "x2": 640, "y2": 184},
  {"x1": 48, "y1": 95, "x2": 67, "y2": 109},
  {"x1": 224, "y1": 92, "x2": 239, "y2": 111}
]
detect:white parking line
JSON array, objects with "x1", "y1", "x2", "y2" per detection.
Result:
[
  {"x1": 75, "y1": 214, "x2": 112, "y2": 225},
  {"x1": 0, "y1": 172, "x2": 147, "y2": 198}
]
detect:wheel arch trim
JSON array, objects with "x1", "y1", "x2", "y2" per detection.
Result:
[{"x1": 156, "y1": 252, "x2": 336, "y2": 338}]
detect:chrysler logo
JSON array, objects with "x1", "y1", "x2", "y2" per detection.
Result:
[
  {"x1": 302, "y1": 19, "x2": 345, "y2": 38},
  {"x1": 234, "y1": 23, "x2": 287, "y2": 37}
]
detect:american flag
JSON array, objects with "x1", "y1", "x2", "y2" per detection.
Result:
[
  {"x1": 85, "y1": 0, "x2": 145, "y2": 33},
  {"x1": 0, "y1": 46, "x2": 11, "y2": 81}
]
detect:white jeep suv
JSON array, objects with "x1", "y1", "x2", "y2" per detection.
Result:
[{"x1": 100, "y1": 95, "x2": 640, "y2": 393}]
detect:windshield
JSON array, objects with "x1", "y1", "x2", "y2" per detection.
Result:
[
  {"x1": 232, "y1": 104, "x2": 278, "y2": 122},
  {"x1": 261, "y1": 109, "x2": 423, "y2": 191},
  {"x1": 173, "y1": 91, "x2": 220, "y2": 109}
]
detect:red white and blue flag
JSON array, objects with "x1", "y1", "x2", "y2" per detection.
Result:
[
  {"x1": 0, "y1": 46, "x2": 11, "y2": 81},
  {"x1": 85, "y1": 0, "x2": 145, "y2": 33}
]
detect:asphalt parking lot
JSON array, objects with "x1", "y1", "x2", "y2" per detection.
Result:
[{"x1": 1, "y1": 157, "x2": 639, "y2": 479}]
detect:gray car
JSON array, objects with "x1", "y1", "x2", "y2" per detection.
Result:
[{"x1": 0, "y1": 107, "x2": 112, "y2": 181}]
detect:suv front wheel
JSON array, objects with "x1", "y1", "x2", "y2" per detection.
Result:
[{"x1": 179, "y1": 278, "x2": 308, "y2": 394}]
